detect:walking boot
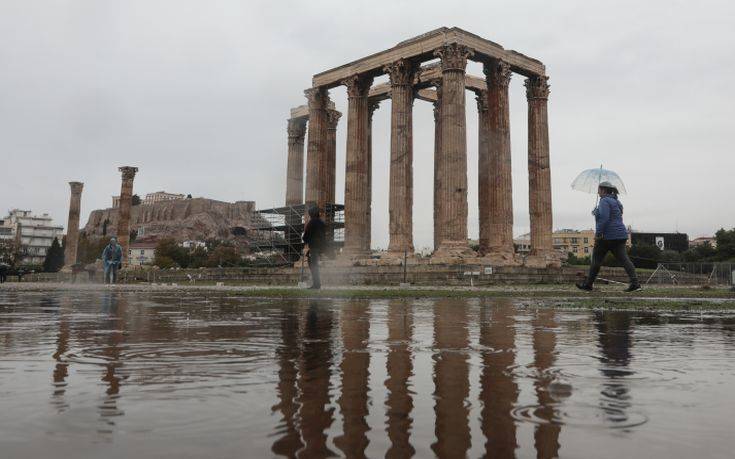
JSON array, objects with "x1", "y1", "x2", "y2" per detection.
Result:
[
  {"x1": 575, "y1": 281, "x2": 593, "y2": 292},
  {"x1": 624, "y1": 282, "x2": 642, "y2": 293}
]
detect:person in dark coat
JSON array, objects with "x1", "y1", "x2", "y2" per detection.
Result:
[
  {"x1": 302, "y1": 206, "x2": 326, "y2": 290},
  {"x1": 0, "y1": 263, "x2": 8, "y2": 283},
  {"x1": 102, "y1": 237, "x2": 123, "y2": 284},
  {"x1": 577, "y1": 181, "x2": 641, "y2": 292}
]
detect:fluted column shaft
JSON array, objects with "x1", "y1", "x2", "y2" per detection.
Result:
[
  {"x1": 434, "y1": 44, "x2": 474, "y2": 256},
  {"x1": 304, "y1": 88, "x2": 329, "y2": 210},
  {"x1": 324, "y1": 109, "x2": 341, "y2": 230},
  {"x1": 116, "y1": 166, "x2": 138, "y2": 266},
  {"x1": 385, "y1": 60, "x2": 416, "y2": 255},
  {"x1": 342, "y1": 75, "x2": 373, "y2": 256},
  {"x1": 526, "y1": 76, "x2": 555, "y2": 259},
  {"x1": 63, "y1": 182, "x2": 84, "y2": 268},
  {"x1": 476, "y1": 90, "x2": 491, "y2": 253},
  {"x1": 285, "y1": 118, "x2": 307, "y2": 206},
  {"x1": 367, "y1": 100, "x2": 380, "y2": 252},
  {"x1": 432, "y1": 92, "x2": 442, "y2": 251},
  {"x1": 483, "y1": 61, "x2": 516, "y2": 260}
]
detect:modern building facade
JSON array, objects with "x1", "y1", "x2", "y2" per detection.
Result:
[
  {"x1": 128, "y1": 241, "x2": 157, "y2": 266},
  {"x1": 2, "y1": 209, "x2": 64, "y2": 265},
  {"x1": 515, "y1": 229, "x2": 596, "y2": 258}
]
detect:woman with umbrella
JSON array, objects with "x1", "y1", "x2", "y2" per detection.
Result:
[{"x1": 572, "y1": 169, "x2": 641, "y2": 292}]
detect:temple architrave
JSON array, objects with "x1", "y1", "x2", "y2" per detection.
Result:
[{"x1": 284, "y1": 27, "x2": 560, "y2": 268}]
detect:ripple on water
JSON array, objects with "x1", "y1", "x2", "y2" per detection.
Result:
[{"x1": 511, "y1": 403, "x2": 649, "y2": 429}]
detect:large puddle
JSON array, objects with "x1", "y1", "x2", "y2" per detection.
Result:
[{"x1": 1, "y1": 290, "x2": 734, "y2": 458}]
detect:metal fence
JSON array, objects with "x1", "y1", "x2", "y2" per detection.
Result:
[{"x1": 648, "y1": 262, "x2": 734, "y2": 286}]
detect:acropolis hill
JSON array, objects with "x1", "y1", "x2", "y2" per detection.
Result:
[{"x1": 83, "y1": 198, "x2": 258, "y2": 242}]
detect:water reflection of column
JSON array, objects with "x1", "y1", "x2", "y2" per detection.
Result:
[
  {"x1": 385, "y1": 299, "x2": 415, "y2": 458},
  {"x1": 296, "y1": 302, "x2": 336, "y2": 457},
  {"x1": 51, "y1": 297, "x2": 69, "y2": 411},
  {"x1": 271, "y1": 310, "x2": 304, "y2": 456},
  {"x1": 100, "y1": 292, "x2": 126, "y2": 423},
  {"x1": 431, "y1": 299, "x2": 470, "y2": 457},
  {"x1": 595, "y1": 311, "x2": 632, "y2": 423},
  {"x1": 334, "y1": 300, "x2": 371, "y2": 457},
  {"x1": 532, "y1": 309, "x2": 562, "y2": 458},
  {"x1": 479, "y1": 299, "x2": 518, "y2": 457}
]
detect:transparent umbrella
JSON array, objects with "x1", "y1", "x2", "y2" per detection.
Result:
[{"x1": 571, "y1": 166, "x2": 627, "y2": 195}]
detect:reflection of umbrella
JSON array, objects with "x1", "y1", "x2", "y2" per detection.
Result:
[{"x1": 571, "y1": 166, "x2": 627, "y2": 194}]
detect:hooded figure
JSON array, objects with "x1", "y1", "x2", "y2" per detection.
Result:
[
  {"x1": 577, "y1": 182, "x2": 641, "y2": 292},
  {"x1": 302, "y1": 206, "x2": 326, "y2": 290},
  {"x1": 102, "y1": 237, "x2": 123, "y2": 284}
]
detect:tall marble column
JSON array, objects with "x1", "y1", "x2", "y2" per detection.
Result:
[
  {"x1": 285, "y1": 117, "x2": 307, "y2": 206},
  {"x1": 367, "y1": 100, "x2": 380, "y2": 252},
  {"x1": 324, "y1": 109, "x2": 341, "y2": 225},
  {"x1": 483, "y1": 60, "x2": 517, "y2": 263},
  {"x1": 432, "y1": 82, "x2": 443, "y2": 251},
  {"x1": 433, "y1": 44, "x2": 474, "y2": 258},
  {"x1": 116, "y1": 166, "x2": 138, "y2": 266},
  {"x1": 476, "y1": 90, "x2": 491, "y2": 253},
  {"x1": 342, "y1": 74, "x2": 373, "y2": 257},
  {"x1": 525, "y1": 76, "x2": 558, "y2": 267},
  {"x1": 385, "y1": 59, "x2": 416, "y2": 256},
  {"x1": 304, "y1": 87, "x2": 329, "y2": 211},
  {"x1": 63, "y1": 181, "x2": 84, "y2": 269}
]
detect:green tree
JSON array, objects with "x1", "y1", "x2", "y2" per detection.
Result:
[
  {"x1": 629, "y1": 243, "x2": 661, "y2": 269},
  {"x1": 714, "y1": 228, "x2": 735, "y2": 261},
  {"x1": 206, "y1": 245, "x2": 241, "y2": 267},
  {"x1": 0, "y1": 239, "x2": 22, "y2": 267},
  {"x1": 43, "y1": 237, "x2": 65, "y2": 272},
  {"x1": 77, "y1": 233, "x2": 109, "y2": 264},
  {"x1": 132, "y1": 194, "x2": 142, "y2": 206},
  {"x1": 188, "y1": 246, "x2": 209, "y2": 268},
  {"x1": 154, "y1": 238, "x2": 190, "y2": 268}
]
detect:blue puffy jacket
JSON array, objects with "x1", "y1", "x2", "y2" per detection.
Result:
[{"x1": 594, "y1": 195, "x2": 628, "y2": 240}]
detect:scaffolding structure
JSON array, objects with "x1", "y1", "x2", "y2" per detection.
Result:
[{"x1": 250, "y1": 203, "x2": 344, "y2": 266}]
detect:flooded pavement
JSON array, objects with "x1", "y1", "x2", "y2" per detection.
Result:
[{"x1": 1, "y1": 290, "x2": 734, "y2": 458}]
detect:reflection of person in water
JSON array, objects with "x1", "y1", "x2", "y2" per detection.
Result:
[
  {"x1": 295, "y1": 301, "x2": 336, "y2": 457},
  {"x1": 479, "y1": 299, "x2": 519, "y2": 458},
  {"x1": 595, "y1": 311, "x2": 633, "y2": 423},
  {"x1": 99, "y1": 292, "x2": 126, "y2": 425},
  {"x1": 270, "y1": 306, "x2": 303, "y2": 457}
]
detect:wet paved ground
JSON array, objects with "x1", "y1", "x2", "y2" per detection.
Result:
[{"x1": 1, "y1": 289, "x2": 734, "y2": 458}]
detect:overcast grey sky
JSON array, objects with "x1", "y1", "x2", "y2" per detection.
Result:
[{"x1": 1, "y1": 0, "x2": 733, "y2": 250}]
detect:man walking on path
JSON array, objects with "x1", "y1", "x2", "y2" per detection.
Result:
[
  {"x1": 102, "y1": 237, "x2": 123, "y2": 284},
  {"x1": 302, "y1": 206, "x2": 326, "y2": 290},
  {"x1": 577, "y1": 181, "x2": 641, "y2": 292}
]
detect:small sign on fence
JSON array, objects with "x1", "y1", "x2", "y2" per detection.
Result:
[{"x1": 484, "y1": 267, "x2": 494, "y2": 275}]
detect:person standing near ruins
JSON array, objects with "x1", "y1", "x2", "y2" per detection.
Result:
[
  {"x1": 577, "y1": 182, "x2": 641, "y2": 292},
  {"x1": 302, "y1": 206, "x2": 326, "y2": 290},
  {"x1": 101, "y1": 237, "x2": 123, "y2": 284}
]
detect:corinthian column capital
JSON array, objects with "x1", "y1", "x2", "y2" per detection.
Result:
[
  {"x1": 326, "y1": 109, "x2": 342, "y2": 130},
  {"x1": 484, "y1": 60, "x2": 512, "y2": 89},
  {"x1": 118, "y1": 166, "x2": 138, "y2": 181},
  {"x1": 287, "y1": 117, "x2": 307, "y2": 140},
  {"x1": 434, "y1": 44, "x2": 474, "y2": 72},
  {"x1": 384, "y1": 59, "x2": 417, "y2": 86},
  {"x1": 342, "y1": 74, "x2": 373, "y2": 98},
  {"x1": 475, "y1": 89, "x2": 489, "y2": 112},
  {"x1": 305, "y1": 87, "x2": 330, "y2": 109},
  {"x1": 368, "y1": 99, "x2": 381, "y2": 119},
  {"x1": 69, "y1": 181, "x2": 84, "y2": 194},
  {"x1": 525, "y1": 75, "x2": 550, "y2": 100}
]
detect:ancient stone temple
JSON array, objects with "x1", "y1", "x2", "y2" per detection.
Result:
[
  {"x1": 284, "y1": 27, "x2": 559, "y2": 267},
  {"x1": 63, "y1": 181, "x2": 84, "y2": 269},
  {"x1": 116, "y1": 166, "x2": 138, "y2": 265}
]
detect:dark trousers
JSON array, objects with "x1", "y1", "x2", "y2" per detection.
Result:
[
  {"x1": 308, "y1": 251, "x2": 321, "y2": 288},
  {"x1": 104, "y1": 264, "x2": 119, "y2": 284},
  {"x1": 586, "y1": 239, "x2": 638, "y2": 286}
]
